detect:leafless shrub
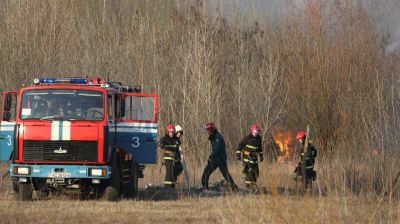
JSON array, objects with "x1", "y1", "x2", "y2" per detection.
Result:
[{"x1": 0, "y1": 0, "x2": 399, "y2": 197}]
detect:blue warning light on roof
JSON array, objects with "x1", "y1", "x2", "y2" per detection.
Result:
[{"x1": 36, "y1": 78, "x2": 88, "y2": 84}]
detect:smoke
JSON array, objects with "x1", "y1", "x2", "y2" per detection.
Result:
[
  {"x1": 204, "y1": 0, "x2": 292, "y2": 25},
  {"x1": 366, "y1": 0, "x2": 400, "y2": 52},
  {"x1": 204, "y1": 0, "x2": 400, "y2": 52}
]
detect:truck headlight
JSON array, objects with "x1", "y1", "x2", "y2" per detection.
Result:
[
  {"x1": 13, "y1": 167, "x2": 31, "y2": 175},
  {"x1": 89, "y1": 168, "x2": 106, "y2": 177}
]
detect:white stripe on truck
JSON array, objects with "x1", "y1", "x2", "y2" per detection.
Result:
[
  {"x1": 62, "y1": 121, "x2": 71, "y2": 140},
  {"x1": 51, "y1": 121, "x2": 60, "y2": 140}
]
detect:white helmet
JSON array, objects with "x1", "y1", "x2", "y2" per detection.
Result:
[{"x1": 175, "y1": 125, "x2": 183, "y2": 133}]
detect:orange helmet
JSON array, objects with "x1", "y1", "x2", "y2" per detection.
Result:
[
  {"x1": 166, "y1": 125, "x2": 176, "y2": 134},
  {"x1": 250, "y1": 124, "x2": 261, "y2": 134},
  {"x1": 296, "y1": 131, "x2": 306, "y2": 141},
  {"x1": 204, "y1": 122, "x2": 217, "y2": 132}
]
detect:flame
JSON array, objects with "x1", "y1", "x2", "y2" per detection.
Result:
[{"x1": 273, "y1": 131, "x2": 294, "y2": 163}]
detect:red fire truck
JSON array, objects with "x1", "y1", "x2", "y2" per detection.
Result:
[{"x1": 0, "y1": 77, "x2": 158, "y2": 201}]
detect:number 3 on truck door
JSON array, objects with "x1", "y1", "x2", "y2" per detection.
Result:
[{"x1": 0, "y1": 92, "x2": 18, "y2": 162}]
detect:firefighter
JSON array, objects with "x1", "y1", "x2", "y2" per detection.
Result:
[
  {"x1": 175, "y1": 125, "x2": 183, "y2": 148},
  {"x1": 174, "y1": 125, "x2": 184, "y2": 178},
  {"x1": 294, "y1": 131, "x2": 317, "y2": 189},
  {"x1": 201, "y1": 122, "x2": 238, "y2": 191},
  {"x1": 236, "y1": 124, "x2": 264, "y2": 190},
  {"x1": 174, "y1": 125, "x2": 184, "y2": 161},
  {"x1": 159, "y1": 125, "x2": 181, "y2": 188}
]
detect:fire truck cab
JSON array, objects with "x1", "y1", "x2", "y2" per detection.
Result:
[{"x1": 0, "y1": 77, "x2": 158, "y2": 201}]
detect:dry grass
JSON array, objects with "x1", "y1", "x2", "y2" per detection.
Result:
[
  {"x1": 1, "y1": 180, "x2": 399, "y2": 224},
  {"x1": 2, "y1": 160, "x2": 400, "y2": 224},
  {"x1": 0, "y1": 0, "x2": 400, "y2": 223}
]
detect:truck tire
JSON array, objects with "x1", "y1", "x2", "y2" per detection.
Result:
[
  {"x1": 16, "y1": 183, "x2": 33, "y2": 201},
  {"x1": 102, "y1": 186, "x2": 119, "y2": 201},
  {"x1": 32, "y1": 178, "x2": 52, "y2": 200},
  {"x1": 80, "y1": 188, "x2": 91, "y2": 201},
  {"x1": 12, "y1": 180, "x2": 19, "y2": 193},
  {"x1": 102, "y1": 151, "x2": 122, "y2": 201}
]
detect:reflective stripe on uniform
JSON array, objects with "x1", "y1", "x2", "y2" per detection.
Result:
[
  {"x1": 165, "y1": 145, "x2": 177, "y2": 148},
  {"x1": 306, "y1": 165, "x2": 314, "y2": 169},
  {"x1": 164, "y1": 157, "x2": 174, "y2": 160},
  {"x1": 243, "y1": 158, "x2": 255, "y2": 164},
  {"x1": 164, "y1": 181, "x2": 175, "y2": 185},
  {"x1": 245, "y1": 181, "x2": 255, "y2": 184},
  {"x1": 246, "y1": 145, "x2": 258, "y2": 150},
  {"x1": 236, "y1": 150, "x2": 241, "y2": 153}
]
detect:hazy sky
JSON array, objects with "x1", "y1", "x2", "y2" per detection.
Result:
[
  {"x1": 368, "y1": 0, "x2": 400, "y2": 52},
  {"x1": 205, "y1": 0, "x2": 400, "y2": 52}
]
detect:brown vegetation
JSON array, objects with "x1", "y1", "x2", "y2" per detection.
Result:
[{"x1": 1, "y1": 0, "x2": 400, "y2": 222}]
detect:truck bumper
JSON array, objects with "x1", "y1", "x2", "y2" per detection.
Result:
[{"x1": 10, "y1": 164, "x2": 111, "y2": 179}]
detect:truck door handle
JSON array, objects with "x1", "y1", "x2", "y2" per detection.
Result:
[{"x1": 0, "y1": 135, "x2": 5, "y2": 140}]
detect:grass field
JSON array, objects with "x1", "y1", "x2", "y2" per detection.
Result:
[
  {"x1": 0, "y1": 0, "x2": 399, "y2": 223},
  {"x1": 1, "y1": 184, "x2": 399, "y2": 224},
  {"x1": 1, "y1": 162, "x2": 400, "y2": 224}
]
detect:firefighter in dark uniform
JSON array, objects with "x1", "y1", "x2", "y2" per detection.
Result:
[
  {"x1": 159, "y1": 125, "x2": 182, "y2": 188},
  {"x1": 236, "y1": 124, "x2": 264, "y2": 189},
  {"x1": 201, "y1": 122, "x2": 238, "y2": 191},
  {"x1": 294, "y1": 131, "x2": 317, "y2": 189}
]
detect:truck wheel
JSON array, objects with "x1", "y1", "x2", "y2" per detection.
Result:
[
  {"x1": 12, "y1": 180, "x2": 19, "y2": 193},
  {"x1": 34, "y1": 179, "x2": 51, "y2": 200},
  {"x1": 102, "y1": 186, "x2": 119, "y2": 201},
  {"x1": 80, "y1": 189, "x2": 91, "y2": 201},
  {"x1": 102, "y1": 152, "x2": 122, "y2": 201},
  {"x1": 16, "y1": 183, "x2": 33, "y2": 201}
]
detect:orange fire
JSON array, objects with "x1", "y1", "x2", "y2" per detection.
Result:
[{"x1": 273, "y1": 131, "x2": 294, "y2": 163}]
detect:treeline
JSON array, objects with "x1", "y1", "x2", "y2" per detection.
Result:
[{"x1": 0, "y1": 0, "x2": 399, "y2": 166}]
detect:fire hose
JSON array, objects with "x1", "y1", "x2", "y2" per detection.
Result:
[
  {"x1": 158, "y1": 140, "x2": 208, "y2": 174},
  {"x1": 182, "y1": 140, "x2": 209, "y2": 154}
]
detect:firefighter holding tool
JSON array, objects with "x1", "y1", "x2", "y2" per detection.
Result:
[
  {"x1": 294, "y1": 131, "x2": 317, "y2": 190},
  {"x1": 236, "y1": 124, "x2": 264, "y2": 190}
]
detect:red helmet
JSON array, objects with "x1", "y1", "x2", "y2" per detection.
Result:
[
  {"x1": 250, "y1": 124, "x2": 261, "y2": 134},
  {"x1": 204, "y1": 122, "x2": 217, "y2": 132},
  {"x1": 166, "y1": 125, "x2": 176, "y2": 133},
  {"x1": 296, "y1": 131, "x2": 306, "y2": 141}
]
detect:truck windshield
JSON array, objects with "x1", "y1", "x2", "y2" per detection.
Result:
[{"x1": 20, "y1": 89, "x2": 104, "y2": 121}]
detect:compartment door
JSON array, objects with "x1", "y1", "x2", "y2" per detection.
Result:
[
  {"x1": 116, "y1": 94, "x2": 158, "y2": 164},
  {"x1": 0, "y1": 92, "x2": 18, "y2": 162}
]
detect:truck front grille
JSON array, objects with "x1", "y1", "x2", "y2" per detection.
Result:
[{"x1": 23, "y1": 140, "x2": 98, "y2": 162}]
